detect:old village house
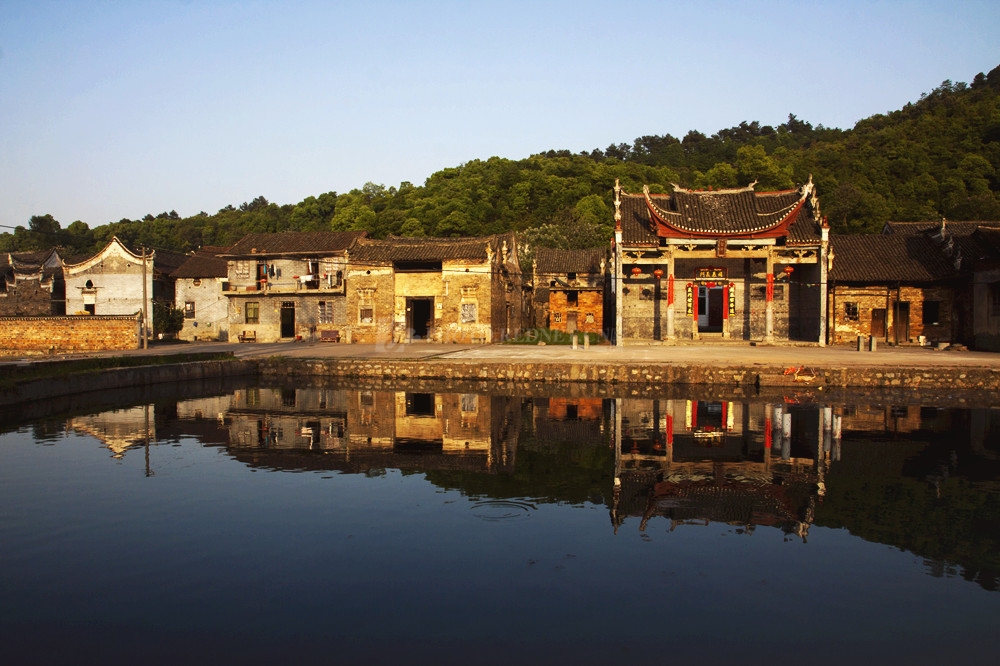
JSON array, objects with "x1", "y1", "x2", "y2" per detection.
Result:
[
  {"x1": 882, "y1": 220, "x2": 1000, "y2": 349},
  {"x1": 828, "y1": 233, "x2": 960, "y2": 346},
  {"x1": 345, "y1": 234, "x2": 524, "y2": 344},
  {"x1": 0, "y1": 249, "x2": 65, "y2": 316},
  {"x1": 172, "y1": 246, "x2": 231, "y2": 341},
  {"x1": 532, "y1": 247, "x2": 608, "y2": 337},
  {"x1": 612, "y1": 178, "x2": 830, "y2": 345},
  {"x1": 221, "y1": 231, "x2": 366, "y2": 343}
]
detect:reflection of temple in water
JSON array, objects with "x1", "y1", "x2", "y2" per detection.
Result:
[
  {"x1": 611, "y1": 398, "x2": 842, "y2": 540},
  {"x1": 224, "y1": 387, "x2": 519, "y2": 474}
]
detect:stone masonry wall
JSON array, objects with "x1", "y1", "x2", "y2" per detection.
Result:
[{"x1": 0, "y1": 315, "x2": 141, "y2": 353}]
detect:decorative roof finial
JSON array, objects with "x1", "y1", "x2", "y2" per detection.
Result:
[{"x1": 614, "y1": 179, "x2": 622, "y2": 231}]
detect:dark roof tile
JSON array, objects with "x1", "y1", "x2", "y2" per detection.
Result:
[
  {"x1": 534, "y1": 247, "x2": 606, "y2": 274},
  {"x1": 224, "y1": 231, "x2": 366, "y2": 257},
  {"x1": 831, "y1": 234, "x2": 956, "y2": 282},
  {"x1": 171, "y1": 247, "x2": 231, "y2": 279}
]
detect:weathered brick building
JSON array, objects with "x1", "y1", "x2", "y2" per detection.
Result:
[
  {"x1": 345, "y1": 233, "x2": 524, "y2": 344},
  {"x1": 0, "y1": 249, "x2": 65, "y2": 316},
  {"x1": 881, "y1": 219, "x2": 1000, "y2": 349},
  {"x1": 612, "y1": 179, "x2": 830, "y2": 345},
  {"x1": 533, "y1": 247, "x2": 607, "y2": 336},
  {"x1": 172, "y1": 246, "x2": 231, "y2": 341},
  {"x1": 829, "y1": 233, "x2": 960, "y2": 346},
  {"x1": 220, "y1": 231, "x2": 366, "y2": 343}
]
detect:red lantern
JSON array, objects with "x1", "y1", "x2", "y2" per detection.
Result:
[
  {"x1": 784, "y1": 265, "x2": 795, "y2": 275},
  {"x1": 653, "y1": 269, "x2": 664, "y2": 280},
  {"x1": 630, "y1": 266, "x2": 642, "y2": 277},
  {"x1": 706, "y1": 281, "x2": 716, "y2": 289}
]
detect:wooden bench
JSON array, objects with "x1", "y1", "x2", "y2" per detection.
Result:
[
  {"x1": 319, "y1": 329, "x2": 340, "y2": 343},
  {"x1": 237, "y1": 330, "x2": 256, "y2": 343}
]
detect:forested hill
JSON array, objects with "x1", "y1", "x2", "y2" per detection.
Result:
[{"x1": 6, "y1": 65, "x2": 1000, "y2": 256}]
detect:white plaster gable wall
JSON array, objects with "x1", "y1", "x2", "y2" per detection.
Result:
[{"x1": 64, "y1": 239, "x2": 154, "y2": 327}]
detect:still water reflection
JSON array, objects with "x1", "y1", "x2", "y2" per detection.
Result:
[{"x1": 1, "y1": 382, "x2": 998, "y2": 664}]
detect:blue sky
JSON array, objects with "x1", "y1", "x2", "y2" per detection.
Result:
[{"x1": 1, "y1": 0, "x2": 998, "y2": 229}]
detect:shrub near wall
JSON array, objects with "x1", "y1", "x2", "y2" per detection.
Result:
[{"x1": 0, "y1": 315, "x2": 141, "y2": 354}]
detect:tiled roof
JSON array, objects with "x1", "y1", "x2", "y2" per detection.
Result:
[
  {"x1": 153, "y1": 249, "x2": 189, "y2": 274},
  {"x1": 224, "y1": 231, "x2": 367, "y2": 257},
  {"x1": 883, "y1": 220, "x2": 1000, "y2": 272},
  {"x1": 619, "y1": 182, "x2": 821, "y2": 245},
  {"x1": 830, "y1": 234, "x2": 957, "y2": 282},
  {"x1": 534, "y1": 247, "x2": 606, "y2": 275},
  {"x1": 348, "y1": 233, "x2": 515, "y2": 264},
  {"x1": 171, "y1": 247, "x2": 231, "y2": 279}
]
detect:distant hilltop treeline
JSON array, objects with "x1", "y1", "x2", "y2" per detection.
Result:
[{"x1": 5, "y1": 65, "x2": 1000, "y2": 257}]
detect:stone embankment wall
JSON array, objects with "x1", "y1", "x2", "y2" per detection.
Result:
[
  {"x1": 0, "y1": 358, "x2": 258, "y2": 408},
  {"x1": 260, "y1": 358, "x2": 1000, "y2": 392},
  {"x1": 0, "y1": 315, "x2": 141, "y2": 353}
]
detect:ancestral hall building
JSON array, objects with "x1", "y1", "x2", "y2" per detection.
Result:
[{"x1": 612, "y1": 178, "x2": 830, "y2": 345}]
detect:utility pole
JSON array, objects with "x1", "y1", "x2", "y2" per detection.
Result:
[{"x1": 142, "y1": 246, "x2": 148, "y2": 349}]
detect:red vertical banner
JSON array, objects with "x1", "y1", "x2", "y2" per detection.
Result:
[
  {"x1": 722, "y1": 284, "x2": 730, "y2": 320},
  {"x1": 666, "y1": 414, "x2": 674, "y2": 445},
  {"x1": 721, "y1": 401, "x2": 728, "y2": 431},
  {"x1": 765, "y1": 417, "x2": 773, "y2": 449},
  {"x1": 766, "y1": 273, "x2": 774, "y2": 301},
  {"x1": 692, "y1": 285, "x2": 699, "y2": 319},
  {"x1": 691, "y1": 401, "x2": 698, "y2": 429},
  {"x1": 667, "y1": 274, "x2": 675, "y2": 305}
]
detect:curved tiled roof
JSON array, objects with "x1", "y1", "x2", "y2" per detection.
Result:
[{"x1": 619, "y1": 181, "x2": 821, "y2": 245}]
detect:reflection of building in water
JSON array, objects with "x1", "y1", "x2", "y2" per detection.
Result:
[
  {"x1": 224, "y1": 387, "x2": 517, "y2": 474},
  {"x1": 67, "y1": 406, "x2": 155, "y2": 459},
  {"x1": 533, "y1": 397, "x2": 605, "y2": 447},
  {"x1": 611, "y1": 398, "x2": 841, "y2": 539}
]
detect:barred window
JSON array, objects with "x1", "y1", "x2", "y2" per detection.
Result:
[
  {"x1": 184, "y1": 301, "x2": 195, "y2": 319},
  {"x1": 359, "y1": 306, "x2": 374, "y2": 325},
  {"x1": 318, "y1": 301, "x2": 333, "y2": 324},
  {"x1": 844, "y1": 302, "x2": 859, "y2": 321}
]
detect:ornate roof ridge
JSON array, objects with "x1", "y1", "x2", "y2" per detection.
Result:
[{"x1": 669, "y1": 181, "x2": 758, "y2": 195}]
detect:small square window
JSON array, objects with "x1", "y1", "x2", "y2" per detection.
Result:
[
  {"x1": 245, "y1": 302, "x2": 260, "y2": 324},
  {"x1": 184, "y1": 301, "x2": 196, "y2": 319},
  {"x1": 844, "y1": 302, "x2": 859, "y2": 321},
  {"x1": 567, "y1": 290, "x2": 578, "y2": 305},
  {"x1": 359, "y1": 306, "x2": 374, "y2": 325}
]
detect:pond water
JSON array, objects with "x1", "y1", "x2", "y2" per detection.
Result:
[{"x1": 1, "y1": 379, "x2": 999, "y2": 665}]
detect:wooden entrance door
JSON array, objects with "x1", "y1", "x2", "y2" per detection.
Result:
[
  {"x1": 894, "y1": 302, "x2": 910, "y2": 343},
  {"x1": 872, "y1": 308, "x2": 887, "y2": 338},
  {"x1": 566, "y1": 312, "x2": 578, "y2": 333}
]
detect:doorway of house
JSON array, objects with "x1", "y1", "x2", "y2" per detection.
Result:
[
  {"x1": 566, "y1": 312, "x2": 578, "y2": 334},
  {"x1": 894, "y1": 302, "x2": 910, "y2": 343},
  {"x1": 698, "y1": 286, "x2": 724, "y2": 333},
  {"x1": 407, "y1": 298, "x2": 433, "y2": 340},
  {"x1": 872, "y1": 308, "x2": 887, "y2": 339},
  {"x1": 280, "y1": 301, "x2": 295, "y2": 338}
]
